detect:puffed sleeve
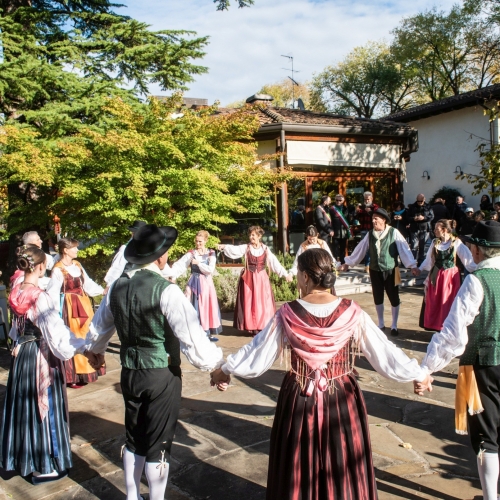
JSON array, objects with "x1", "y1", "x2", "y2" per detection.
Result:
[
  {"x1": 82, "y1": 266, "x2": 104, "y2": 297},
  {"x1": 197, "y1": 252, "x2": 216, "y2": 276},
  {"x1": 419, "y1": 240, "x2": 435, "y2": 272},
  {"x1": 266, "y1": 248, "x2": 288, "y2": 277},
  {"x1": 104, "y1": 245, "x2": 127, "y2": 285},
  {"x1": 168, "y1": 252, "x2": 193, "y2": 279},
  {"x1": 394, "y1": 231, "x2": 417, "y2": 268},
  {"x1": 344, "y1": 233, "x2": 369, "y2": 266},
  {"x1": 455, "y1": 240, "x2": 477, "y2": 273},
  {"x1": 221, "y1": 244, "x2": 247, "y2": 260},
  {"x1": 87, "y1": 285, "x2": 118, "y2": 354},
  {"x1": 221, "y1": 315, "x2": 282, "y2": 377},
  {"x1": 46, "y1": 267, "x2": 64, "y2": 312},
  {"x1": 357, "y1": 312, "x2": 427, "y2": 382},
  {"x1": 288, "y1": 246, "x2": 304, "y2": 276},
  {"x1": 34, "y1": 293, "x2": 88, "y2": 360}
]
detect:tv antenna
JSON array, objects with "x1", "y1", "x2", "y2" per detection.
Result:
[{"x1": 281, "y1": 55, "x2": 300, "y2": 108}]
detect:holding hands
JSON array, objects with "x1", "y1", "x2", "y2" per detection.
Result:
[
  {"x1": 84, "y1": 351, "x2": 105, "y2": 371},
  {"x1": 413, "y1": 373, "x2": 433, "y2": 396},
  {"x1": 411, "y1": 268, "x2": 421, "y2": 277},
  {"x1": 339, "y1": 264, "x2": 350, "y2": 272},
  {"x1": 211, "y1": 368, "x2": 231, "y2": 391}
]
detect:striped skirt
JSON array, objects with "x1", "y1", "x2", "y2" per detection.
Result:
[
  {"x1": 0, "y1": 340, "x2": 72, "y2": 476},
  {"x1": 267, "y1": 372, "x2": 378, "y2": 500}
]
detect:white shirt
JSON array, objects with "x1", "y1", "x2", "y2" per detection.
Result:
[
  {"x1": 9, "y1": 292, "x2": 87, "y2": 359},
  {"x1": 45, "y1": 253, "x2": 55, "y2": 271},
  {"x1": 87, "y1": 262, "x2": 224, "y2": 371},
  {"x1": 46, "y1": 262, "x2": 104, "y2": 312},
  {"x1": 222, "y1": 244, "x2": 288, "y2": 277},
  {"x1": 221, "y1": 298, "x2": 427, "y2": 383},
  {"x1": 421, "y1": 255, "x2": 500, "y2": 374},
  {"x1": 419, "y1": 238, "x2": 477, "y2": 273},
  {"x1": 344, "y1": 228, "x2": 417, "y2": 268},
  {"x1": 169, "y1": 250, "x2": 216, "y2": 279},
  {"x1": 104, "y1": 244, "x2": 175, "y2": 284},
  {"x1": 288, "y1": 242, "x2": 336, "y2": 276}
]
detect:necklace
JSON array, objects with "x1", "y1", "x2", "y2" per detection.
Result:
[{"x1": 22, "y1": 282, "x2": 37, "y2": 287}]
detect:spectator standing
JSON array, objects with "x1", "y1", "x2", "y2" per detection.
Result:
[
  {"x1": 314, "y1": 196, "x2": 333, "y2": 248},
  {"x1": 357, "y1": 192, "x2": 379, "y2": 272},
  {"x1": 480, "y1": 194, "x2": 494, "y2": 212},
  {"x1": 494, "y1": 201, "x2": 500, "y2": 214},
  {"x1": 451, "y1": 195, "x2": 468, "y2": 231},
  {"x1": 407, "y1": 194, "x2": 434, "y2": 266},
  {"x1": 291, "y1": 205, "x2": 305, "y2": 227},
  {"x1": 390, "y1": 201, "x2": 410, "y2": 242},
  {"x1": 460, "y1": 208, "x2": 477, "y2": 236},
  {"x1": 489, "y1": 211, "x2": 499, "y2": 221},
  {"x1": 430, "y1": 198, "x2": 451, "y2": 229},
  {"x1": 475, "y1": 211, "x2": 486, "y2": 223},
  {"x1": 330, "y1": 194, "x2": 351, "y2": 264}
]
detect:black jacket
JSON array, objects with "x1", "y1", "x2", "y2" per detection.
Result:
[
  {"x1": 390, "y1": 209, "x2": 410, "y2": 239},
  {"x1": 315, "y1": 204, "x2": 333, "y2": 241},
  {"x1": 407, "y1": 202, "x2": 434, "y2": 232},
  {"x1": 431, "y1": 203, "x2": 451, "y2": 227}
]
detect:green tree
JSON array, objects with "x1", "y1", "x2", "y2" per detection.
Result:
[
  {"x1": 1, "y1": 96, "x2": 285, "y2": 258},
  {"x1": 310, "y1": 41, "x2": 418, "y2": 118},
  {"x1": 258, "y1": 78, "x2": 310, "y2": 109},
  {"x1": 214, "y1": 0, "x2": 254, "y2": 10}
]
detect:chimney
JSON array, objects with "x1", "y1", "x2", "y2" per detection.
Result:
[{"x1": 245, "y1": 94, "x2": 274, "y2": 106}]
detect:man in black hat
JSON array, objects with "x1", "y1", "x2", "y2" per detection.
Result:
[
  {"x1": 85, "y1": 224, "x2": 228, "y2": 500},
  {"x1": 416, "y1": 221, "x2": 500, "y2": 500},
  {"x1": 340, "y1": 208, "x2": 420, "y2": 335},
  {"x1": 407, "y1": 193, "x2": 434, "y2": 266}
]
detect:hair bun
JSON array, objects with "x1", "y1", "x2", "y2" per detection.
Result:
[{"x1": 320, "y1": 271, "x2": 336, "y2": 289}]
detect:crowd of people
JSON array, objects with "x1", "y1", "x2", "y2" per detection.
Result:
[{"x1": 1, "y1": 202, "x2": 500, "y2": 500}]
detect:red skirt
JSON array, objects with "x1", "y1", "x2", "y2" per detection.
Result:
[
  {"x1": 233, "y1": 269, "x2": 276, "y2": 332},
  {"x1": 267, "y1": 372, "x2": 378, "y2": 500},
  {"x1": 422, "y1": 267, "x2": 461, "y2": 331}
]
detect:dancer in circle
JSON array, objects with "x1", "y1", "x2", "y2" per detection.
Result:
[
  {"x1": 170, "y1": 230, "x2": 222, "y2": 341},
  {"x1": 418, "y1": 219, "x2": 476, "y2": 331},
  {"x1": 0, "y1": 246, "x2": 96, "y2": 483},
  {"x1": 287, "y1": 225, "x2": 336, "y2": 281},
  {"x1": 46, "y1": 238, "x2": 105, "y2": 387},
  {"x1": 218, "y1": 226, "x2": 288, "y2": 335},
  {"x1": 211, "y1": 248, "x2": 430, "y2": 499}
]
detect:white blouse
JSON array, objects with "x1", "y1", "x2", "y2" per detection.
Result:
[
  {"x1": 221, "y1": 298, "x2": 427, "y2": 383},
  {"x1": 288, "y1": 242, "x2": 336, "y2": 276},
  {"x1": 47, "y1": 262, "x2": 104, "y2": 312},
  {"x1": 170, "y1": 250, "x2": 216, "y2": 279},
  {"x1": 9, "y1": 292, "x2": 88, "y2": 360},
  {"x1": 221, "y1": 244, "x2": 288, "y2": 277},
  {"x1": 344, "y1": 228, "x2": 417, "y2": 269},
  {"x1": 88, "y1": 263, "x2": 225, "y2": 371},
  {"x1": 419, "y1": 238, "x2": 477, "y2": 273}
]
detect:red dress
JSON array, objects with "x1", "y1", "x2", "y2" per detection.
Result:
[
  {"x1": 267, "y1": 299, "x2": 378, "y2": 500},
  {"x1": 233, "y1": 246, "x2": 276, "y2": 332}
]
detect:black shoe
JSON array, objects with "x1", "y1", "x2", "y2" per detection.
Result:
[
  {"x1": 209, "y1": 336, "x2": 219, "y2": 342},
  {"x1": 32, "y1": 470, "x2": 68, "y2": 485},
  {"x1": 390, "y1": 328, "x2": 399, "y2": 336}
]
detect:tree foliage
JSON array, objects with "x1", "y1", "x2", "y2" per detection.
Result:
[
  {"x1": 258, "y1": 78, "x2": 310, "y2": 109},
  {"x1": 214, "y1": 0, "x2": 254, "y2": 10},
  {"x1": 0, "y1": 96, "x2": 284, "y2": 257}
]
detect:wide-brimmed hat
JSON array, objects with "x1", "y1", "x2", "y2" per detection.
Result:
[
  {"x1": 125, "y1": 224, "x2": 178, "y2": 265},
  {"x1": 128, "y1": 220, "x2": 147, "y2": 232},
  {"x1": 464, "y1": 220, "x2": 500, "y2": 247},
  {"x1": 372, "y1": 208, "x2": 391, "y2": 224}
]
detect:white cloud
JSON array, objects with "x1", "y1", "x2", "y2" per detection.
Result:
[{"x1": 124, "y1": 0, "x2": 459, "y2": 105}]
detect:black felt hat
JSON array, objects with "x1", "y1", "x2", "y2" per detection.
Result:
[
  {"x1": 128, "y1": 220, "x2": 147, "y2": 232},
  {"x1": 372, "y1": 208, "x2": 391, "y2": 224},
  {"x1": 464, "y1": 220, "x2": 500, "y2": 248},
  {"x1": 124, "y1": 224, "x2": 178, "y2": 265}
]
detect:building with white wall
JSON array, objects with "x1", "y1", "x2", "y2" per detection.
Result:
[{"x1": 387, "y1": 84, "x2": 500, "y2": 208}]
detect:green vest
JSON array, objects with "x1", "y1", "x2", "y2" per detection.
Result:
[
  {"x1": 369, "y1": 227, "x2": 398, "y2": 272},
  {"x1": 460, "y1": 268, "x2": 500, "y2": 366},
  {"x1": 109, "y1": 269, "x2": 181, "y2": 370}
]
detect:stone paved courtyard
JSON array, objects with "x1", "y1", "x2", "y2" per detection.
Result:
[{"x1": 0, "y1": 287, "x2": 485, "y2": 499}]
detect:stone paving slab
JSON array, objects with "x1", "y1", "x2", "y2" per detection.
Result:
[{"x1": 0, "y1": 287, "x2": 485, "y2": 499}]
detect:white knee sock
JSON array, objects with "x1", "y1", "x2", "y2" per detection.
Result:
[
  {"x1": 375, "y1": 304, "x2": 384, "y2": 329},
  {"x1": 477, "y1": 452, "x2": 499, "y2": 500},
  {"x1": 391, "y1": 305, "x2": 400, "y2": 330},
  {"x1": 123, "y1": 448, "x2": 146, "y2": 500},
  {"x1": 145, "y1": 458, "x2": 170, "y2": 500}
]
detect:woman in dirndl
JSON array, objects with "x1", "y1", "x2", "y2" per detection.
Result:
[
  {"x1": 170, "y1": 230, "x2": 222, "y2": 341},
  {"x1": 46, "y1": 238, "x2": 104, "y2": 388},
  {"x1": 0, "y1": 246, "x2": 94, "y2": 483},
  {"x1": 211, "y1": 248, "x2": 430, "y2": 499},
  {"x1": 218, "y1": 225, "x2": 288, "y2": 335},
  {"x1": 418, "y1": 219, "x2": 476, "y2": 331}
]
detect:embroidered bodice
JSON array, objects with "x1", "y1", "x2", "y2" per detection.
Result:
[{"x1": 246, "y1": 245, "x2": 267, "y2": 273}]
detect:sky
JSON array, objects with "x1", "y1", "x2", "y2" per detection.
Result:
[{"x1": 123, "y1": 0, "x2": 459, "y2": 106}]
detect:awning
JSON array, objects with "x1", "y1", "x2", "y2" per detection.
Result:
[{"x1": 286, "y1": 140, "x2": 401, "y2": 168}]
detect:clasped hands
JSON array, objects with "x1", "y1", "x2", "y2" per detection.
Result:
[
  {"x1": 210, "y1": 368, "x2": 230, "y2": 392},
  {"x1": 413, "y1": 373, "x2": 433, "y2": 396},
  {"x1": 84, "y1": 351, "x2": 105, "y2": 371}
]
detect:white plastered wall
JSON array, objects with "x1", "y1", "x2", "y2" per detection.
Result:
[{"x1": 405, "y1": 106, "x2": 499, "y2": 208}]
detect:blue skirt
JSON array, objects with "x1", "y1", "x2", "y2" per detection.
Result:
[{"x1": 0, "y1": 340, "x2": 73, "y2": 476}]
